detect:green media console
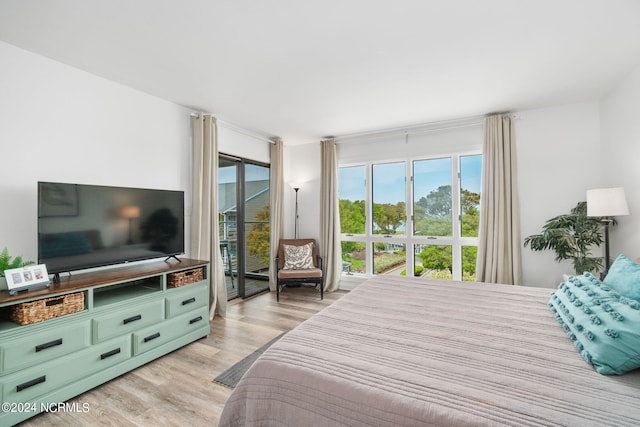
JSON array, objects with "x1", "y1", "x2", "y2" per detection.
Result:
[{"x1": 0, "y1": 258, "x2": 210, "y2": 426}]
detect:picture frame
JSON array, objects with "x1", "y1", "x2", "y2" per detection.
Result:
[
  {"x1": 5, "y1": 264, "x2": 51, "y2": 295},
  {"x1": 39, "y1": 182, "x2": 79, "y2": 217}
]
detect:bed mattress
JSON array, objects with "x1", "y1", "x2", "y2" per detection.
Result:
[{"x1": 219, "y1": 275, "x2": 640, "y2": 426}]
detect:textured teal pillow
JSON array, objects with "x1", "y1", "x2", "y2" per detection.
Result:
[
  {"x1": 604, "y1": 254, "x2": 640, "y2": 302},
  {"x1": 549, "y1": 272, "x2": 640, "y2": 374}
]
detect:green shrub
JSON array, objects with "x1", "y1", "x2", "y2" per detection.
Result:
[
  {"x1": 429, "y1": 269, "x2": 453, "y2": 280},
  {"x1": 373, "y1": 252, "x2": 405, "y2": 274}
]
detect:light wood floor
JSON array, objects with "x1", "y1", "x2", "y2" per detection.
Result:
[{"x1": 17, "y1": 286, "x2": 345, "y2": 427}]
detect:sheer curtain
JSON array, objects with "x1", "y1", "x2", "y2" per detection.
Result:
[
  {"x1": 191, "y1": 114, "x2": 227, "y2": 318},
  {"x1": 320, "y1": 138, "x2": 341, "y2": 292},
  {"x1": 269, "y1": 138, "x2": 284, "y2": 291},
  {"x1": 476, "y1": 114, "x2": 522, "y2": 285}
]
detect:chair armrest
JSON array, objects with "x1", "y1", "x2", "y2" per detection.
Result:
[{"x1": 316, "y1": 255, "x2": 323, "y2": 271}]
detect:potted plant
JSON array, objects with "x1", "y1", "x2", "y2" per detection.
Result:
[
  {"x1": 523, "y1": 201, "x2": 611, "y2": 275},
  {"x1": 0, "y1": 247, "x2": 34, "y2": 290}
]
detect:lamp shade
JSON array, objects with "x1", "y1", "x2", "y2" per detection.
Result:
[
  {"x1": 586, "y1": 187, "x2": 629, "y2": 217},
  {"x1": 289, "y1": 182, "x2": 303, "y2": 191},
  {"x1": 120, "y1": 205, "x2": 141, "y2": 219}
]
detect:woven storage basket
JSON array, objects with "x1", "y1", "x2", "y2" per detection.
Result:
[
  {"x1": 9, "y1": 292, "x2": 85, "y2": 325},
  {"x1": 168, "y1": 268, "x2": 204, "y2": 288}
]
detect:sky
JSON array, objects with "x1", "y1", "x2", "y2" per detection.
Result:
[
  {"x1": 339, "y1": 155, "x2": 482, "y2": 204},
  {"x1": 218, "y1": 154, "x2": 483, "y2": 203}
]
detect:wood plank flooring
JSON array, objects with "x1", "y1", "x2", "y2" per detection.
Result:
[{"x1": 17, "y1": 286, "x2": 346, "y2": 427}]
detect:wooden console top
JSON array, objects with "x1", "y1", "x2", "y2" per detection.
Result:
[{"x1": 0, "y1": 258, "x2": 208, "y2": 305}]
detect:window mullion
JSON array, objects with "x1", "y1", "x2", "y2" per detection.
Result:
[
  {"x1": 365, "y1": 163, "x2": 374, "y2": 275},
  {"x1": 451, "y1": 155, "x2": 462, "y2": 280}
]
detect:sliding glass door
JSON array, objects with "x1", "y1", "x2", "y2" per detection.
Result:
[{"x1": 218, "y1": 155, "x2": 270, "y2": 299}]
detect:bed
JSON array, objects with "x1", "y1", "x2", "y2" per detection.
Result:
[{"x1": 219, "y1": 275, "x2": 640, "y2": 426}]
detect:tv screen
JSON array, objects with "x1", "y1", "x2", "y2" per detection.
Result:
[{"x1": 38, "y1": 182, "x2": 185, "y2": 275}]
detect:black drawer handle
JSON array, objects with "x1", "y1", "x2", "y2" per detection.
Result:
[
  {"x1": 143, "y1": 332, "x2": 160, "y2": 343},
  {"x1": 189, "y1": 315, "x2": 203, "y2": 324},
  {"x1": 182, "y1": 297, "x2": 196, "y2": 305},
  {"x1": 17, "y1": 375, "x2": 46, "y2": 392},
  {"x1": 100, "y1": 348, "x2": 121, "y2": 360},
  {"x1": 35, "y1": 338, "x2": 63, "y2": 352},
  {"x1": 123, "y1": 314, "x2": 142, "y2": 324}
]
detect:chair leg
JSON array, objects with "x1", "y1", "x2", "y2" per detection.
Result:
[{"x1": 276, "y1": 281, "x2": 280, "y2": 302}]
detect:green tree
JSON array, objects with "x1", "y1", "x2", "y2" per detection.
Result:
[
  {"x1": 247, "y1": 204, "x2": 270, "y2": 266},
  {"x1": 414, "y1": 185, "x2": 480, "y2": 237},
  {"x1": 339, "y1": 199, "x2": 365, "y2": 234},
  {"x1": 461, "y1": 188, "x2": 480, "y2": 212},
  {"x1": 421, "y1": 185, "x2": 452, "y2": 217},
  {"x1": 418, "y1": 246, "x2": 452, "y2": 271},
  {"x1": 415, "y1": 185, "x2": 452, "y2": 236},
  {"x1": 461, "y1": 188, "x2": 480, "y2": 237},
  {"x1": 462, "y1": 246, "x2": 477, "y2": 278},
  {"x1": 372, "y1": 202, "x2": 406, "y2": 234}
]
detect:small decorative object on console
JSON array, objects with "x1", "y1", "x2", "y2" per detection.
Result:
[{"x1": 4, "y1": 264, "x2": 50, "y2": 295}]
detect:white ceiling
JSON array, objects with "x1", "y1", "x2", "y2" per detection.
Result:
[{"x1": 1, "y1": 0, "x2": 640, "y2": 144}]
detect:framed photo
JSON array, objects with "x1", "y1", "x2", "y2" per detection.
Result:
[
  {"x1": 39, "y1": 182, "x2": 79, "y2": 217},
  {"x1": 5, "y1": 264, "x2": 50, "y2": 295}
]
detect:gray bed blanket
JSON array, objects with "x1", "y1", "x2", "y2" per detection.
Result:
[{"x1": 219, "y1": 276, "x2": 640, "y2": 426}]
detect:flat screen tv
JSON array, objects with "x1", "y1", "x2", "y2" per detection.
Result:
[{"x1": 38, "y1": 181, "x2": 185, "y2": 278}]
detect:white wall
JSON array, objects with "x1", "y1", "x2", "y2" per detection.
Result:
[
  {"x1": 600, "y1": 63, "x2": 640, "y2": 262},
  {"x1": 0, "y1": 41, "x2": 194, "y2": 264},
  {"x1": 516, "y1": 102, "x2": 603, "y2": 287},
  {"x1": 283, "y1": 143, "x2": 321, "y2": 241}
]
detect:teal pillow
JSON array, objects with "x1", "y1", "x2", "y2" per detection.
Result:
[
  {"x1": 549, "y1": 272, "x2": 640, "y2": 375},
  {"x1": 604, "y1": 254, "x2": 640, "y2": 302}
]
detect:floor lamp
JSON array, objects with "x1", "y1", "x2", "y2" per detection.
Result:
[
  {"x1": 120, "y1": 205, "x2": 140, "y2": 244},
  {"x1": 290, "y1": 183, "x2": 302, "y2": 239},
  {"x1": 587, "y1": 187, "x2": 629, "y2": 277}
]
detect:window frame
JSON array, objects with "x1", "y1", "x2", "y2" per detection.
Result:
[{"x1": 339, "y1": 150, "x2": 481, "y2": 281}]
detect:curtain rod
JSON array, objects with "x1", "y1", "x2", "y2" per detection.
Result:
[{"x1": 333, "y1": 113, "x2": 522, "y2": 144}]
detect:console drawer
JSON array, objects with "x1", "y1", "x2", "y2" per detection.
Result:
[
  {"x1": 0, "y1": 321, "x2": 90, "y2": 374},
  {"x1": 1, "y1": 335, "x2": 130, "y2": 403},
  {"x1": 92, "y1": 299, "x2": 164, "y2": 343},
  {"x1": 78, "y1": 335, "x2": 132, "y2": 376},
  {"x1": 132, "y1": 306, "x2": 209, "y2": 355},
  {"x1": 165, "y1": 282, "x2": 208, "y2": 318}
]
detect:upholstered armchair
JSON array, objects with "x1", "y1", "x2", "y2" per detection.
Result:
[{"x1": 275, "y1": 239, "x2": 324, "y2": 302}]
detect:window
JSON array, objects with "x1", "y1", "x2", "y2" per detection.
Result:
[
  {"x1": 413, "y1": 157, "x2": 452, "y2": 237},
  {"x1": 372, "y1": 162, "x2": 406, "y2": 236},
  {"x1": 339, "y1": 166, "x2": 366, "y2": 235},
  {"x1": 339, "y1": 153, "x2": 482, "y2": 281},
  {"x1": 339, "y1": 166, "x2": 367, "y2": 274}
]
